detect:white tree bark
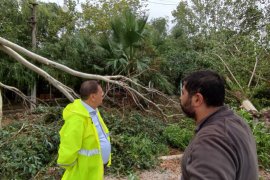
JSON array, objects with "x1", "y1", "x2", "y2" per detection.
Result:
[
  {"x1": 214, "y1": 53, "x2": 243, "y2": 91},
  {"x1": 0, "y1": 82, "x2": 39, "y2": 128},
  {"x1": 241, "y1": 99, "x2": 258, "y2": 112},
  {"x1": 0, "y1": 82, "x2": 36, "y2": 106},
  {"x1": 0, "y1": 45, "x2": 77, "y2": 102},
  {"x1": 248, "y1": 55, "x2": 259, "y2": 88},
  {"x1": 31, "y1": 82, "x2": 37, "y2": 110}
]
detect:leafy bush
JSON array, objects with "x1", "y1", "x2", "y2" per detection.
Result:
[
  {"x1": 103, "y1": 111, "x2": 167, "y2": 144},
  {"x1": 163, "y1": 124, "x2": 194, "y2": 150},
  {"x1": 237, "y1": 109, "x2": 270, "y2": 170},
  {"x1": 252, "y1": 84, "x2": 270, "y2": 110},
  {"x1": 0, "y1": 120, "x2": 61, "y2": 179},
  {"x1": 110, "y1": 134, "x2": 168, "y2": 175},
  {"x1": 102, "y1": 110, "x2": 169, "y2": 174}
]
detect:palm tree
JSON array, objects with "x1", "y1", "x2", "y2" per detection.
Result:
[{"x1": 99, "y1": 9, "x2": 149, "y2": 77}]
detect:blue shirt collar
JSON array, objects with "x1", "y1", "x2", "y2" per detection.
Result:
[{"x1": 81, "y1": 100, "x2": 96, "y2": 114}]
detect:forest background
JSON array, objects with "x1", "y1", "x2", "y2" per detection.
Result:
[{"x1": 0, "y1": 0, "x2": 269, "y2": 179}]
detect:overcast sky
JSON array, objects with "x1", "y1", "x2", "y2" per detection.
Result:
[{"x1": 40, "y1": 0, "x2": 180, "y2": 29}]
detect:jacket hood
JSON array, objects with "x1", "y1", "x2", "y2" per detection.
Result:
[{"x1": 63, "y1": 99, "x2": 90, "y2": 121}]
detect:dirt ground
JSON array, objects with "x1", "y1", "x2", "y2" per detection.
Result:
[
  {"x1": 105, "y1": 158, "x2": 181, "y2": 180},
  {"x1": 106, "y1": 155, "x2": 270, "y2": 180}
]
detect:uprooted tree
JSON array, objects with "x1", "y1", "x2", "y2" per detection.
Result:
[{"x1": 0, "y1": 36, "x2": 181, "y2": 123}]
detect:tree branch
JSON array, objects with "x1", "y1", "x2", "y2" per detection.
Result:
[
  {"x1": 214, "y1": 53, "x2": 243, "y2": 91},
  {"x1": 0, "y1": 45, "x2": 77, "y2": 102},
  {"x1": 0, "y1": 37, "x2": 179, "y2": 117},
  {"x1": 0, "y1": 82, "x2": 36, "y2": 107},
  {"x1": 248, "y1": 54, "x2": 259, "y2": 88}
]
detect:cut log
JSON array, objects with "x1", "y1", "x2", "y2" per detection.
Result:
[
  {"x1": 158, "y1": 154, "x2": 183, "y2": 161},
  {"x1": 241, "y1": 99, "x2": 258, "y2": 112}
]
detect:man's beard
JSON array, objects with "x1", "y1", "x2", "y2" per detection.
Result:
[{"x1": 180, "y1": 99, "x2": 196, "y2": 119}]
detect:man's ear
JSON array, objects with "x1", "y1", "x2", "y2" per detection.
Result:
[
  {"x1": 89, "y1": 94, "x2": 95, "y2": 102},
  {"x1": 192, "y1": 93, "x2": 204, "y2": 107}
]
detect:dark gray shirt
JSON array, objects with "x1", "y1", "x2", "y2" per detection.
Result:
[{"x1": 181, "y1": 106, "x2": 259, "y2": 180}]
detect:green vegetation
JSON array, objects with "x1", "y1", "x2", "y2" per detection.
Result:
[
  {"x1": 1, "y1": 0, "x2": 270, "y2": 96},
  {"x1": 1, "y1": 106, "x2": 269, "y2": 179},
  {"x1": 0, "y1": 0, "x2": 270, "y2": 178},
  {"x1": 0, "y1": 118, "x2": 61, "y2": 179},
  {"x1": 163, "y1": 123, "x2": 194, "y2": 151},
  {"x1": 238, "y1": 109, "x2": 270, "y2": 170},
  {"x1": 103, "y1": 111, "x2": 169, "y2": 174}
]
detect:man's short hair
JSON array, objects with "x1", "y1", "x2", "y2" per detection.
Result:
[
  {"x1": 80, "y1": 80, "x2": 100, "y2": 100},
  {"x1": 183, "y1": 70, "x2": 225, "y2": 107}
]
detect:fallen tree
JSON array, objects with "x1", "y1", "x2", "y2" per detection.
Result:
[
  {"x1": 0, "y1": 37, "x2": 180, "y2": 120},
  {"x1": 0, "y1": 36, "x2": 261, "y2": 125},
  {"x1": 214, "y1": 53, "x2": 258, "y2": 113}
]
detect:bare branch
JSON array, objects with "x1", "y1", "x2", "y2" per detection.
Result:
[
  {"x1": 214, "y1": 53, "x2": 243, "y2": 91},
  {"x1": 0, "y1": 82, "x2": 36, "y2": 108},
  {"x1": 248, "y1": 54, "x2": 259, "y2": 88},
  {"x1": 234, "y1": 44, "x2": 241, "y2": 53},
  {"x1": 0, "y1": 45, "x2": 76, "y2": 102}
]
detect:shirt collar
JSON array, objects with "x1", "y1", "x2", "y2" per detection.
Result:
[
  {"x1": 81, "y1": 100, "x2": 96, "y2": 114},
  {"x1": 195, "y1": 105, "x2": 227, "y2": 133}
]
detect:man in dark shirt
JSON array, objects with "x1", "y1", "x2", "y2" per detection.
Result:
[{"x1": 180, "y1": 70, "x2": 258, "y2": 180}]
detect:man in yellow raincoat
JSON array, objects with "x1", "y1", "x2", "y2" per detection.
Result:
[{"x1": 57, "y1": 80, "x2": 111, "y2": 180}]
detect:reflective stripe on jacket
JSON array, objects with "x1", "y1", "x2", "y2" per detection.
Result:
[{"x1": 57, "y1": 99, "x2": 111, "y2": 180}]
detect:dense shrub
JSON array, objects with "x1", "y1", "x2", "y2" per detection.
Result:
[
  {"x1": 237, "y1": 109, "x2": 270, "y2": 170},
  {"x1": 163, "y1": 118, "x2": 194, "y2": 150},
  {"x1": 110, "y1": 134, "x2": 168, "y2": 174},
  {"x1": 163, "y1": 124, "x2": 194, "y2": 150},
  {"x1": 102, "y1": 110, "x2": 169, "y2": 174},
  {"x1": 252, "y1": 84, "x2": 270, "y2": 110},
  {"x1": 0, "y1": 120, "x2": 61, "y2": 179}
]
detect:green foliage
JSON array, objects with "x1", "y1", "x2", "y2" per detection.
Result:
[
  {"x1": 127, "y1": 173, "x2": 140, "y2": 180},
  {"x1": 170, "y1": 0, "x2": 270, "y2": 106},
  {"x1": 111, "y1": 134, "x2": 167, "y2": 174},
  {"x1": 252, "y1": 84, "x2": 270, "y2": 110},
  {"x1": 99, "y1": 9, "x2": 149, "y2": 76},
  {"x1": 0, "y1": 54, "x2": 36, "y2": 88},
  {"x1": 164, "y1": 125, "x2": 192, "y2": 150},
  {"x1": 81, "y1": 0, "x2": 147, "y2": 34},
  {"x1": 163, "y1": 120, "x2": 194, "y2": 151},
  {"x1": 172, "y1": 0, "x2": 268, "y2": 36},
  {"x1": 161, "y1": 46, "x2": 211, "y2": 91},
  {"x1": 38, "y1": 32, "x2": 106, "y2": 88},
  {"x1": 0, "y1": 120, "x2": 61, "y2": 179},
  {"x1": 237, "y1": 109, "x2": 270, "y2": 170},
  {"x1": 101, "y1": 110, "x2": 169, "y2": 174},
  {"x1": 1, "y1": 106, "x2": 270, "y2": 179},
  {"x1": 33, "y1": 105, "x2": 63, "y2": 123},
  {"x1": 140, "y1": 71, "x2": 174, "y2": 94}
]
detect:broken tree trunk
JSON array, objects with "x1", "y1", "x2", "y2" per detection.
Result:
[{"x1": 241, "y1": 99, "x2": 258, "y2": 112}]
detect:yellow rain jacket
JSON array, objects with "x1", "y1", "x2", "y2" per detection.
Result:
[{"x1": 57, "y1": 99, "x2": 111, "y2": 180}]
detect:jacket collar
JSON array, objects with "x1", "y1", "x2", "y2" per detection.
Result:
[{"x1": 195, "y1": 105, "x2": 228, "y2": 133}]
